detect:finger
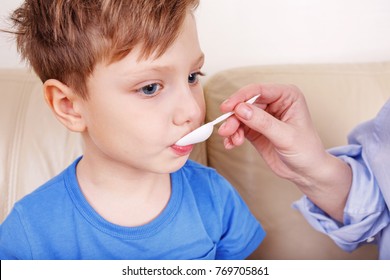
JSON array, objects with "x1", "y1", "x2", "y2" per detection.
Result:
[
  {"x1": 220, "y1": 84, "x2": 302, "y2": 113},
  {"x1": 218, "y1": 116, "x2": 241, "y2": 137},
  {"x1": 234, "y1": 103, "x2": 288, "y2": 146},
  {"x1": 231, "y1": 127, "x2": 246, "y2": 146},
  {"x1": 220, "y1": 84, "x2": 263, "y2": 112},
  {"x1": 223, "y1": 127, "x2": 246, "y2": 150},
  {"x1": 223, "y1": 137, "x2": 235, "y2": 150}
]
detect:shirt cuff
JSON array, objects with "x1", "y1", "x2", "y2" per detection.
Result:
[{"x1": 293, "y1": 145, "x2": 389, "y2": 252}]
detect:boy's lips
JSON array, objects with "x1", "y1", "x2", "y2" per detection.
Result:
[{"x1": 170, "y1": 144, "x2": 194, "y2": 156}]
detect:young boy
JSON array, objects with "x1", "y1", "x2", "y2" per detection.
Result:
[{"x1": 0, "y1": 0, "x2": 265, "y2": 259}]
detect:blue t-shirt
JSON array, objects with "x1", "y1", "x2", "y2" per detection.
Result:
[{"x1": 0, "y1": 158, "x2": 265, "y2": 260}]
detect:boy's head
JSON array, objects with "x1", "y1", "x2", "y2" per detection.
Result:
[
  {"x1": 9, "y1": 0, "x2": 205, "y2": 174},
  {"x1": 9, "y1": 0, "x2": 199, "y2": 98}
]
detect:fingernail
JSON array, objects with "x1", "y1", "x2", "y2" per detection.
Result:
[
  {"x1": 220, "y1": 122, "x2": 227, "y2": 130},
  {"x1": 236, "y1": 103, "x2": 253, "y2": 120},
  {"x1": 222, "y1": 98, "x2": 231, "y2": 105}
]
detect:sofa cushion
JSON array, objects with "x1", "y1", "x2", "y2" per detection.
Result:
[{"x1": 0, "y1": 69, "x2": 83, "y2": 221}]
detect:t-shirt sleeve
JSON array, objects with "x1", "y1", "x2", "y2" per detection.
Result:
[
  {"x1": 210, "y1": 172, "x2": 266, "y2": 260},
  {"x1": 0, "y1": 207, "x2": 32, "y2": 260}
]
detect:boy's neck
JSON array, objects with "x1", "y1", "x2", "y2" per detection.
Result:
[{"x1": 75, "y1": 156, "x2": 172, "y2": 227}]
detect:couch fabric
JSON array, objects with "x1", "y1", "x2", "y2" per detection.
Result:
[{"x1": 2, "y1": 62, "x2": 390, "y2": 259}]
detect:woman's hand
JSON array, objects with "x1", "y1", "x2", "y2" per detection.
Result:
[{"x1": 218, "y1": 84, "x2": 351, "y2": 221}]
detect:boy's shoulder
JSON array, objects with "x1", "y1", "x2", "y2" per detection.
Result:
[
  {"x1": 18, "y1": 171, "x2": 65, "y2": 202},
  {"x1": 12, "y1": 158, "x2": 78, "y2": 214}
]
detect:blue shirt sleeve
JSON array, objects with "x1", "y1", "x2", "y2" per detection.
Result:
[
  {"x1": 0, "y1": 207, "x2": 33, "y2": 259},
  {"x1": 209, "y1": 172, "x2": 266, "y2": 259},
  {"x1": 293, "y1": 144, "x2": 390, "y2": 252}
]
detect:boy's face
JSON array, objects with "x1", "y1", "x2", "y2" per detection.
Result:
[{"x1": 80, "y1": 13, "x2": 205, "y2": 174}]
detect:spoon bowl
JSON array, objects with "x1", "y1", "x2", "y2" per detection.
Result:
[
  {"x1": 175, "y1": 94, "x2": 260, "y2": 146},
  {"x1": 175, "y1": 122, "x2": 214, "y2": 146}
]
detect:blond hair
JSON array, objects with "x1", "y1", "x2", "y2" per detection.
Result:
[{"x1": 8, "y1": 0, "x2": 199, "y2": 98}]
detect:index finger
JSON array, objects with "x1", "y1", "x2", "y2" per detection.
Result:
[{"x1": 220, "y1": 83, "x2": 300, "y2": 112}]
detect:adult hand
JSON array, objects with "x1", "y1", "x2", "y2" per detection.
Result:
[
  {"x1": 218, "y1": 84, "x2": 351, "y2": 222},
  {"x1": 218, "y1": 83, "x2": 325, "y2": 183}
]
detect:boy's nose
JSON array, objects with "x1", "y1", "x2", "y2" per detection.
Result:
[{"x1": 173, "y1": 90, "x2": 204, "y2": 126}]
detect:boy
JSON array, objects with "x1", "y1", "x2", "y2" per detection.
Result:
[{"x1": 0, "y1": 0, "x2": 265, "y2": 259}]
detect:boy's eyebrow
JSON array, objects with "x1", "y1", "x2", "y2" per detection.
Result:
[
  {"x1": 131, "y1": 53, "x2": 205, "y2": 75},
  {"x1": 151, "y1": 53, "x2": 205, "y2": 72},
  {"x1": 193, "y1": 53, "x2": 205, "y2": 67}
]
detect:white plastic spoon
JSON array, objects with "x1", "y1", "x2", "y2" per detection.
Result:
[{"x1": 175, "y1": 94, "x2": 260, "y2": 146}]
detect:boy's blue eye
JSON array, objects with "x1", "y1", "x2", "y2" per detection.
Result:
[
  {"x1": 188, "y1": 72, "x2": 200, "y2": 84},
  {"x1": 140, "y1": 83, "x2": 160, "y2": 95}
]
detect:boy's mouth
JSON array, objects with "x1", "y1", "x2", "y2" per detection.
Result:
[{"x1": 170, "y1": 144, "x2": 193, "y2": 156}]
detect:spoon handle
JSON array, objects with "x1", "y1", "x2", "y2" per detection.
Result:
[
  {"x1": 210, "y1": 111, "x2": 234, "y2": 125},
  {"x1": 209, "y1": 94, "x2": 260, "y2": 126}
]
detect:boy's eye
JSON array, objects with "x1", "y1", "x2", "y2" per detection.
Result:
[
  {"x1": 139, "y1": 83, "x2": 160, "y2": 96},
  {"x1": 188, "y1": 71, "x2": 204, "y2": 84}
]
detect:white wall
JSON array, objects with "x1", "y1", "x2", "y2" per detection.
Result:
[
  {"x1": 0, "y1": 0, "x2": 24, "y2": 67},
  {"x1": 1, "y1": 0, "x2": 390, "y2": 78},
  {"x1": 196, "y1": 0, "x2": 390, "y2": 76}
]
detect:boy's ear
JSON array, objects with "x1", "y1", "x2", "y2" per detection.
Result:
[{"x1": 43, "y1": 79, "x2": 86, "y2": 132}]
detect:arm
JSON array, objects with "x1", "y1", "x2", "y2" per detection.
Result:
[{"x1": 218, "y1": 84, "x2": 352, "y2": 222}]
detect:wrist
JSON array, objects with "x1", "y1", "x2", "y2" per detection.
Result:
[{"x1": 294, "y1": 152, "x2": 352, "y2": 222}]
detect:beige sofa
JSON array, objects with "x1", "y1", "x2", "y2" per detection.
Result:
[{"x1": 2, "y1": 62, "x2": 390, "y2": 259}]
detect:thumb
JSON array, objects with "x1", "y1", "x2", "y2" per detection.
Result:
[{"x1": 235, "y1": 103, "x2": 286, "y2": 144}]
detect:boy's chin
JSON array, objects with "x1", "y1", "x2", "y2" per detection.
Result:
[{"x1": 160, "y1": 156, "x2": 189, "y2": 174}]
